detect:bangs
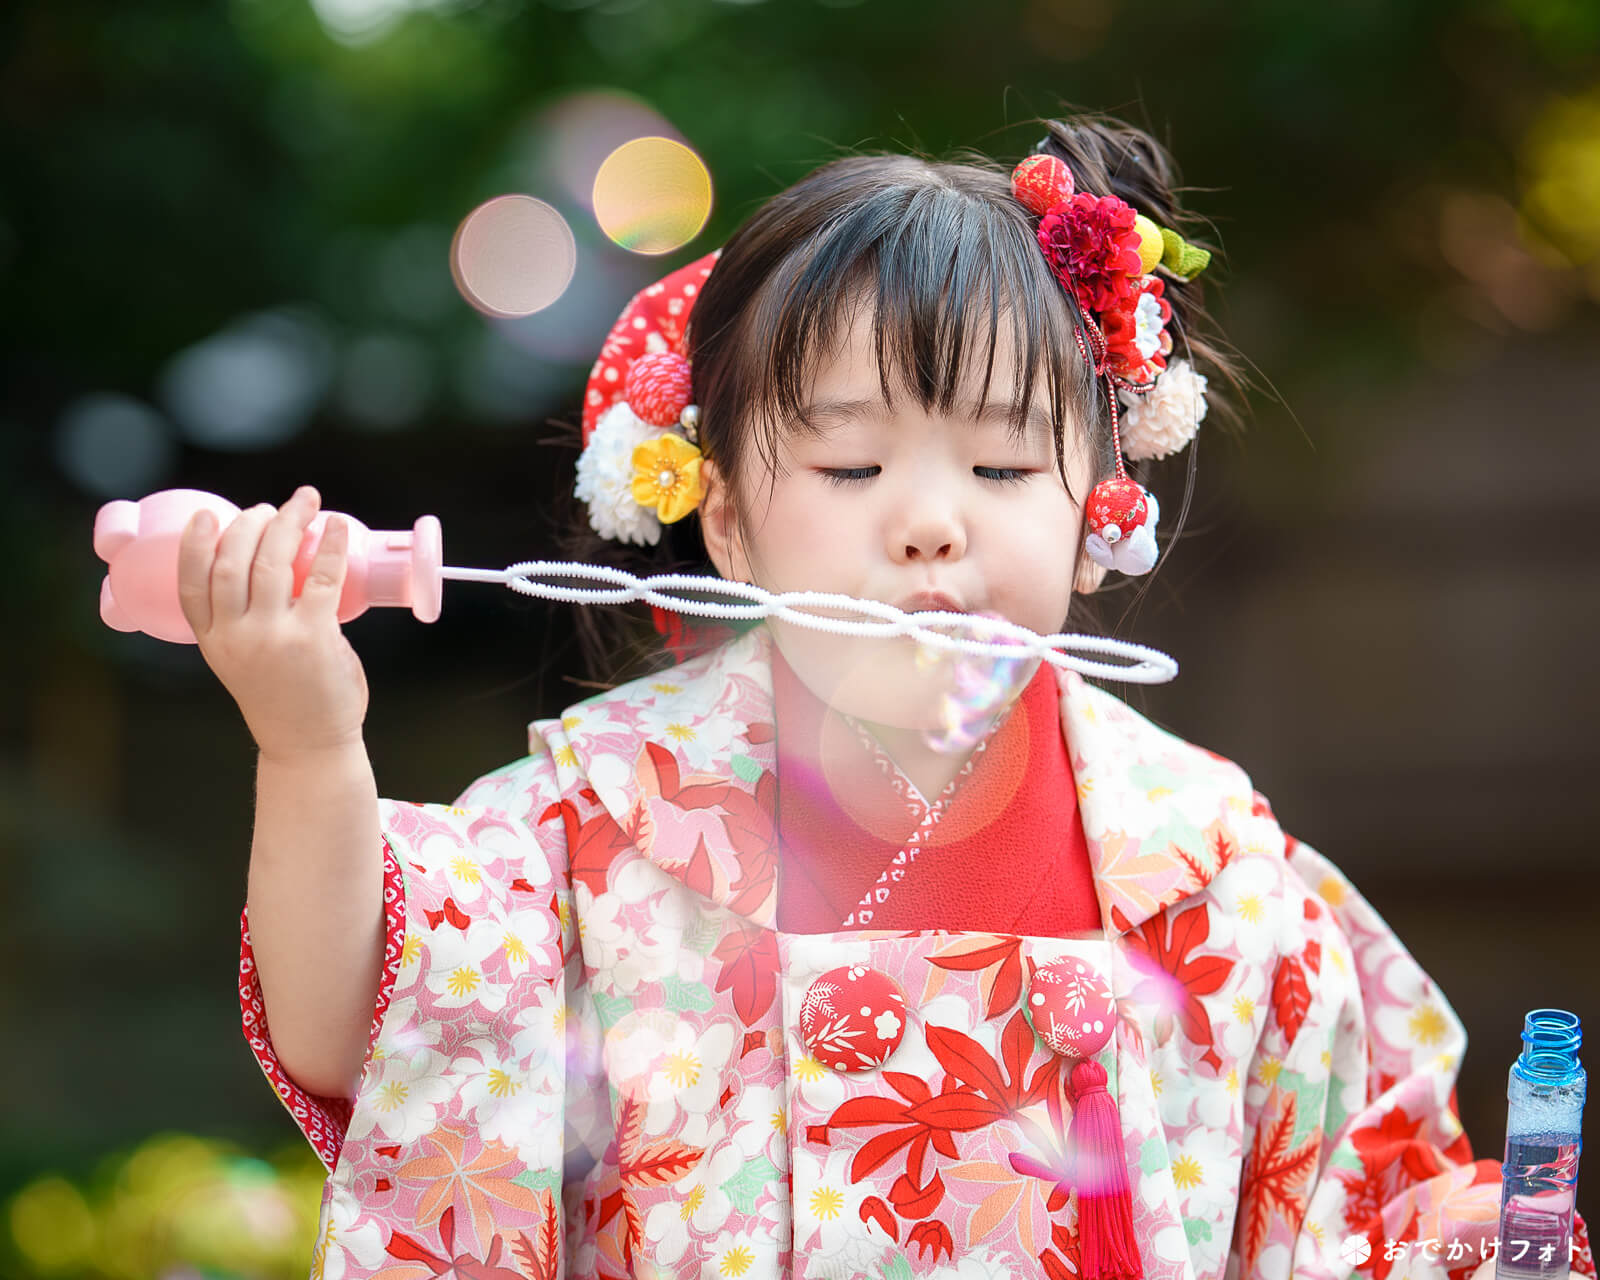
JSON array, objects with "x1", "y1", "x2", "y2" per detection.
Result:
[{"x1": 691, "y1": 156, "x2": 1102, "y2": 488}]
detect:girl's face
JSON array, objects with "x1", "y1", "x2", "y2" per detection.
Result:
[{"x1": 701, "y1": 306, "x2": 1104, "y2": 732}]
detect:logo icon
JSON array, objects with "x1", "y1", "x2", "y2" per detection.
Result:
[{"x1": 1340, "y1": 1235, "x2": 1373, "y2": 1266}]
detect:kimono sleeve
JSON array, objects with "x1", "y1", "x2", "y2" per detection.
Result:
[
  {"x1": 236, "y1": 743, "x2": 600, "y2": 1275},
  {"x1": 1230, "y1": 835, "x2": 1595, "y2": 1280}
]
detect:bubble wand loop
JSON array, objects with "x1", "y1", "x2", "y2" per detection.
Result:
[
  {"x1": 93, "y1": 489, "x2": 1178, "y2": 685},
  {"x1": 459, "y1": 562, "x2": 1177, "y2": 684}
]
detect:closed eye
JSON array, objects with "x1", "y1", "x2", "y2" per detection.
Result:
[
  {"x1": 819, "y1": 466, "x2": 880, "y2": 486},
  {"x1": 820, "y1": 465, "x2": 1033, "y2": 486},
  {"x1": 975, "y1": 467, "x2": 1032, "y2": 484}
]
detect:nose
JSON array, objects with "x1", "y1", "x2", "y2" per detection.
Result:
[{"x1": 889, "y1": 492, "x2": 966, "y2": 564}]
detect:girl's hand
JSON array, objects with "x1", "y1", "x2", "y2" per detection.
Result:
[{"x1": 177, "y1": 486, "x2": 370, "y2": 763}]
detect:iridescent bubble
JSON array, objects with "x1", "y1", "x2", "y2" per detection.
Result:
[
  {"x1": 917, "y1": 614, "x2": 1034, "y2": 754},
  {"x1": 451, "y1": 195, "x2": 577, "y2": 318},
  {"x1": 592, "y1": 137, "x2": 713, "y2": 255}
]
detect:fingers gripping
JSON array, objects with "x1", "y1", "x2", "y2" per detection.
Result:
[
  {"x1": 211, "y1": 503, "x2": 276, "y2": 622},
  {"x1": 252, "y1": 487, "x2": 322, "y2": 615},
  {"x1": 177, "y1": 509, "x2": 219, "y2": 636},
  {"x1": 297, "y1": 513, "x2": 350, "y2": 618}
]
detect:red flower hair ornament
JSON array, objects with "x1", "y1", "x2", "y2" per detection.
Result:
[{"x1": 1010, "y1": 153, "x2": 1212, "y2": 577}]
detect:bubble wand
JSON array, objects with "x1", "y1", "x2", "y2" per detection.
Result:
[{"x1": 92, "y1": 488, "x2": 1180, "y2": 690}]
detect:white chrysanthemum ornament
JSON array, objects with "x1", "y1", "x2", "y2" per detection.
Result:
[
  {"x1": 574, "y1": 402, "x2": 662, "y2": 546},
  {"x1": 1118, "y1": 358, "x2": 1209, "y2": 462}
]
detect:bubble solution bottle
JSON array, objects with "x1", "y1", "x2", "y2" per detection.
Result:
[{"x1": 1496, "y1": 1009, "x2": 1585, "y2": 1280}]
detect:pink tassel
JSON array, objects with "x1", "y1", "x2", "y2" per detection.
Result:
[{"x1": 1068, "y1": 1059, "x2": 1144, "y2": 1280}]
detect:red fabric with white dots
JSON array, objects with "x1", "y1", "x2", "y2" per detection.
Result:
[{"x1": 580, "y1": 251, "x2": 719, "y2": 443}]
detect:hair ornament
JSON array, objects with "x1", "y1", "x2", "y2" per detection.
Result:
[
  {"x1": 1131, "y1": 214, "x2": 1165, "y2": 273},
  {"x1": 1118, "y1": 358, "x2": 1208, "y2": 462},
  {"x1": 623, "y1": 351, "x2": 694, "y2": 426},
  {"x1": 574, "y1": 251, "x2": 719, "y2": 546},
  {"x1": 1010, "y1": 152, "x2": 1213, "y2": 576},
  {"x1": 1159, "y1": 227, "x2": 1211, "y2": 280},
  {"x1": 630, "y1": 432, "x2": 703, "y2": 524},
  {"x1": 1100, "y1": 276, "x2": 1173, "y2": 383},
  {"x1": 1011, "y1": 152, "x2": 1075, "y2": 214}
]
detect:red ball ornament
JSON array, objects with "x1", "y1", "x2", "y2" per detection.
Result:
[
  {"x1": 1011, "y1": 154, "x2": 1075, "y2": 217},
  {"x1": 1085, "y1": 478, "x2": 1149, "y2": 545},
  {"x1": 799, "y1": 965, "x2": 908, "y2": 1073},
  {"x1": 624, "y1": 352, "x2": 693, "y2": 427},
  {"x1": 1026, "y1": 957, "x2": 1116, "y2": 1058}
]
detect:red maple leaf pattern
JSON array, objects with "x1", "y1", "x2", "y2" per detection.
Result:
[
  {"x1": 538, "y1": 798, "x2": 634, "y2": 899},
  {"x1": 1371, "y1": 1205, "x2": 1420, "y2": 1280},
  {"x1": 382, "y1": 1205, "x2": 528, "y2": 1279},
  {"x1": 908, "y1": 1218, "x2": 955, "y2": 1263},
  {"x1": 641, "y1": 738, "x2": 779, "y2": 921},
  {"x1": 1270, "y1": 953, "x2": 1311, "y2": 1048},
  {"x1": 1237, "y1": 1086, "x2": 1321, "y2": 1267},
  {"x1": 1039, "y1": 1221, "x2": 1083, "y2": 1280},
  {"x1": 1356, "y1": 1105, "x2": 1444, "y2": 1181},
  {"x1": 1123, "y1": 902, "x2": 1234, "y2": 1073},
  {"x1": 824, "y1": 1011, "x2": 1067, "y2": 1226},
  {"x1": 711, "y1": 921, "x2": 780, "y2": 1026},
  {"x1": 595, "y1": 1096, "x2": 704, "y2": 1268},
  {"x1": 928, "y1": 935, "x2": 1025, "y2": 1021},
  {"x1": 507, "y1": 1191, "x2": 561, "y2": 1280}
]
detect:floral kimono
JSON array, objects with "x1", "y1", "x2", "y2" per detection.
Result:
[{"x1": 238, "y1": 628, "x2": 1593, "y2": 1280}]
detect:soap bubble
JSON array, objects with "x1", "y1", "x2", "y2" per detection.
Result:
[{"x1": 915, "y1": 613, "x2": 1034, "y2": 754}]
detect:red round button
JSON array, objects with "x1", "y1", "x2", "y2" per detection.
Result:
[
  {"x1": 799, "y1": 965, "x2": 908, "y2": 1072},
  {"x1": 1026, "y1": 957, "x2": 1116, "y2": 1058}
]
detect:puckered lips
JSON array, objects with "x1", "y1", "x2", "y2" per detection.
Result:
[{"x1": 896, "y1": 590, "x2": 967, "y2": 615}]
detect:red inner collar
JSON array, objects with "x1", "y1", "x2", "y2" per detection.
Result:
[{"x1": 771, "y1": 645, "x2": 1101, "y2": 936}]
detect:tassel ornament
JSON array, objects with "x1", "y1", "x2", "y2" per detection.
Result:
[{"x1": 1068, "y1": 1059, "x2": 1145, "y2": 1280}]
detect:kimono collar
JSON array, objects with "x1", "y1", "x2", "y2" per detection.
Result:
[{"x1": 541, "y1": 627, "x2": 1255, "y2": 935}]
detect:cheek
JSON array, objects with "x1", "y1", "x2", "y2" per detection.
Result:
[
  {"x1": 737, "y1": 479, "x2": 849, "y2": 580},
  {"x1": 991, "y1": 491, "x2": 1083, "y2": 608}
]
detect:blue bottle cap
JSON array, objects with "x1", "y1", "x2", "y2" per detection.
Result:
[
  {"x1": 1522, "y1": 1009, "x2": 1582, "y2": 1055},
  {"x1": 1515, "y1": 1009, "x2": 1583, "y2": 1085}
]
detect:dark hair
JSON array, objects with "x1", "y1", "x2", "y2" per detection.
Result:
[{"x1": 557, "y1": 115, "x2": 1245, "y2": 687}]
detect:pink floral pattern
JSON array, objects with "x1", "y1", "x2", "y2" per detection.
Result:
[{"x1": 237, "y1": 628, "x2": 1594, "y2": 1280}]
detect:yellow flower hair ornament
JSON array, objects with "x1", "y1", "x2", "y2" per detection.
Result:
[{"x1": 631, "y1": 432, "x2": 704, "y2": 524}]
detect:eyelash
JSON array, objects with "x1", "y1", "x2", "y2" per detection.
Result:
[
  {"x1": 819, "y1": 467, "x2": 879, "y2": 486},
  {"x1": 975, "y1": 467, "x2": 1031, "y2": 485},
  {"x1": 819, "y1": 466, "x2": 1032, "y2": 487}
]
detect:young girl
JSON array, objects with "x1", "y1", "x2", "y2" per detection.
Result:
[{"x1": 177, "y1": 117, "x2": 1593, "y2": 1280}]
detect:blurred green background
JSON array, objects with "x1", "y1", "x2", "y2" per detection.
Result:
[{"x1": 4, "y1": 0, "x2": 1599, "y2": 1274}]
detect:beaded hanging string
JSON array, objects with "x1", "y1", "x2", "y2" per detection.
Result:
[{"x1": 1073, "y1": 315, "x2": 1148, "y2": 484}]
